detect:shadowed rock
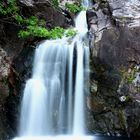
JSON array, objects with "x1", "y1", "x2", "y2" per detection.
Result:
[{"x1": 87, "y1": 0, "x2": 140, "y2": 136}]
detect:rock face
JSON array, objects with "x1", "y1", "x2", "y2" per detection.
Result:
[
  {"x1": 108, "y1": 0, "x2": 140, "y2": 27},
  {"x1": 0, "y1": 0, "x2": 71, "y2": 139},
  {"x1": 0, "y1": 21, "x2": 25, "y2": 139},
  {"x1": 87, "y1": 0, "x2": 140, "y2": 136},
  {"x1": 19, "y1": 0, "x2": 71, "y2": 28}
]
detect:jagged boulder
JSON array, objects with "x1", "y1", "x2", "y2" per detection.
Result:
[{"x1": 87, "y1": 0, "x2": 140, "y2": 136}]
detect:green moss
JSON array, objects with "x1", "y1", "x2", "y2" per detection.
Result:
[
  {"x1": 49, "y1": 27, "x2": 65, "y2": 39},
  {"x1": 18, "y1": 26, "x2": 50, "y2": 38},
  {"x1": 0, "y1": 0, "x2": 19, "y2": 15},
  {"x1": 127, "y1": 74, "x2": 134, "y2": 84}
]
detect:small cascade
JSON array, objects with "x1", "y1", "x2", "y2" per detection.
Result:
[
  {"x1": 19, "y1": 39, "x2": 70, "y2": 136},
  {"x1": 73, "y1": 11, "x2": 88, "y2": 135},
  {"x1": 82, "y1": 0, "x2": 92, "y2": 8},
  {"x1": 13, "y1": 0, "x2": 91, "y2": 139}
]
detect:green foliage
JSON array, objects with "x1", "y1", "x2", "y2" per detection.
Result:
[
  {"x1": 18, "y1": 30, "x2": 30, "y2": 38},
  {"x1": 49, "y1": 27, "x2": 65, "y2": 39},
  {"x1": 127, "y1": 74, "x2": 134, "y2": 84},
  {"x1": 0, "y1": 0, "x2": 77, "y2": 39},
  {"x1": 65, "y1": 28, "x2": 77, "y2": 37},
  {"x1": 52, "y1": 0, "x2": 59, "y2": 8},
  {"x1": 24, "y1": 16, "x2": 39, "y2": 25},
  {"x1": 18, "y1": 26, "x2": 49, "y2": 38},
  {"x1": 65, "y1": 3, "x2": 84, "y2": 14},
  {"x1": 19, "y1": 26, "x2": 67, "y2": 39},
  {"x1": 0, "y1": 0, "x2": 19, "y2": 15}
]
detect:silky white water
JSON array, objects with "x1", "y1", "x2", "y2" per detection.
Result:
[
  {"x1": 13, "y1": 0, "x2": 91, "y2": 139},
  {"x1": 82, "y1": 0, "x2": 92, "y2": 8}
]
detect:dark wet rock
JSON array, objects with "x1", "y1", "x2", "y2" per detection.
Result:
[
  {"x1": 19, "y1": 0, "x2": 72, "y2": 28},
  {"x1": 0, "y1": 22, "x2": 25, "y2": 139},
  {"x1": 4, "y1": 45, "x2": 35, "y2": 139},
  {"x1": 93, "y1": 27, "x2": 140, "y2": 68},
  {"x1": 87, "y1": 0, "x2": 140, "y2": 137}
]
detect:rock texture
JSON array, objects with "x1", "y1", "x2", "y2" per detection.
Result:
[
  {"x1": 0, "y1": 21, "x2": 25, "y2": 139},
  {"x1": 87, "y1": 0, "x2": 140, "y2": 136},
  {"x1": 108, "y1": 0, "x2": 140, "y2": 27},
  {"x1": 19, "y1": 0, "x2": 71, "y2": 28}
]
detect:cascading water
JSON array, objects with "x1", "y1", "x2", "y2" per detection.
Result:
[
  {"x1": 13, "y1": 0, "x2": 91, "y2": 139},
  {"x1": 82, "y1": 0, "x2": 92, "y2": 8},
  {"x1": 19, "y1": 39, "x2": 69, "y2": 136}
]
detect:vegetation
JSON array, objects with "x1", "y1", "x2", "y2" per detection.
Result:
[
  {"x1": 0, "y1": 0, "x2": 19, "y2": 15},
  {"x1": 0, "y1": 0, "x2": 77, "y2": 39},
  {"x1": 52, "y1": 0, "x2": 59, "y2": 8},
  {"x1": 65, "y1": 28, "x2": 77, "y2": 37},
  {"x1": 65, "y1": 3, "x2": 84, "y2": 14},
  {"x1": 19, "y1": 26, "x2": 77, "y2": 39}
]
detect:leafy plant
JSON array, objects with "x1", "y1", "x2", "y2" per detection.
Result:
[
  {"x1": 18, "y1": 26, "x2": 50, "y2": 38},
  {"x1": 0, "y1": 0, "x2": 77, "y2": 39},
  {"x1": 65, "y1": 3, "x2": 84, "y2": 14},
  {"x1": 19, "y1": 26, "x2": 65, "y2": 39},
  {"x1": 49, "y1": 27, "x2": 65, "y2": 39},
  {"x1": 65, "y1": 28, "x2": 77, "y2": 37},
  {"x1": 0, "y1": 0, "x2": 19, "y2": 15},
  {"x1": 52, "y1": 0, "x2": 59, "y2": 8}
]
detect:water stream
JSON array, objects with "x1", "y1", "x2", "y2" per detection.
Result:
[{"x1": 13, "y1": 0, "x2": 91, "y2": 139}]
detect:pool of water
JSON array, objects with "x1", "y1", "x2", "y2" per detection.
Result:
[
  {"x1": 13, "y1": 135, "x2": 133, "y2": 140},
  {"x1": 93, "y1": 136, "x2": 139, "y2": 140}
]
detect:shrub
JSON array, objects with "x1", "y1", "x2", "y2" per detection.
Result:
[
  {"x1": 65, "y1": 3, "x2": 84, "y2": 14},
  {"x1": 0, "y1": 0, "x2": 77, "y2": 39},
  {"x1": 52, "y1": 0, "x2": 59, "y2": 8},
  {"x1": 65, "y1": 28, "x2": 77, "y2": 37}
]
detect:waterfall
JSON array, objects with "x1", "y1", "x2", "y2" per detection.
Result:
[
  {"x1": 13, "y1": 0, "x2": 91, "y2": 139},
  {"x1": 19, "y1": 39, "x2": 69, "y2": 136},
  {"x1": 73, "y1": 11, "x2": 88, "y2": 135},
  {"x1": 82, "y1": 0, "x2": 92, "y2": 8}
]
